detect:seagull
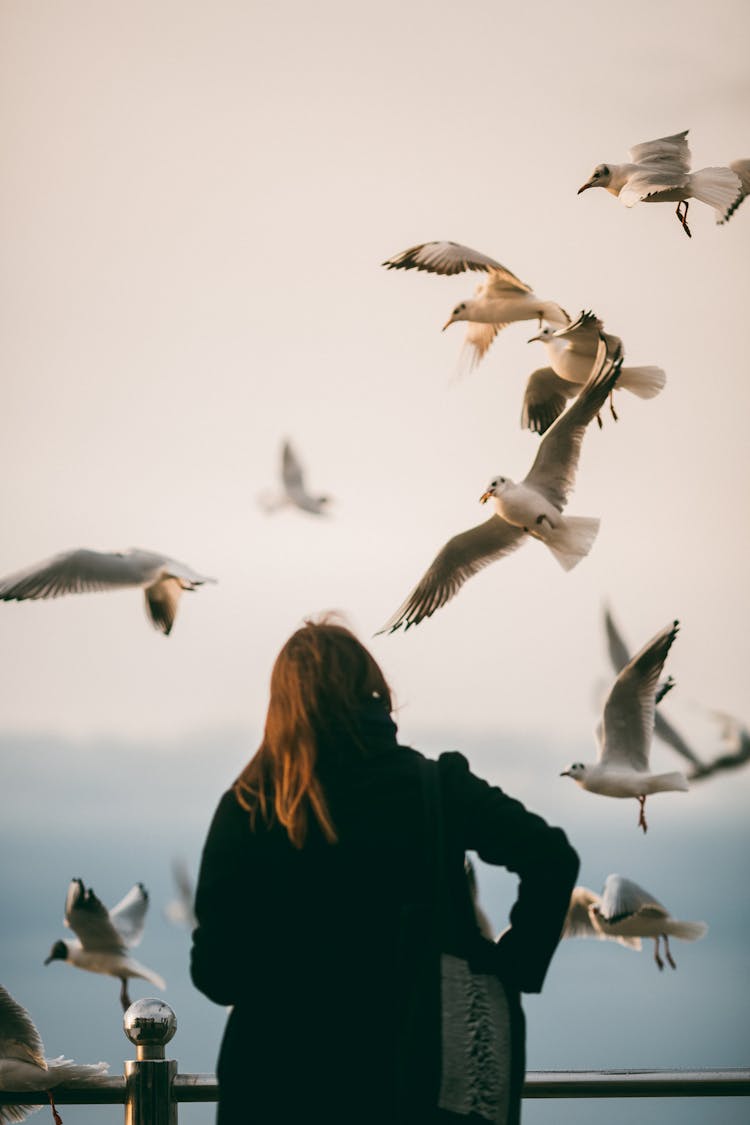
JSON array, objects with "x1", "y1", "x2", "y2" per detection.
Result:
[
  {"x1": 563, "y1": 875, "x2": 707, "y2": 971},
  {"x1": 577, "y1": 129, "x2": 743, "y2": 237},
  {"x1": 44, "y1": 880, "x2": 166, "y2": 1013},
  {"x1": 603, "y1": 606, "x2": 704, "y2": 771},
  {"x1": 163, "y1": 859, "x2": 197, "y2": 930},
  {"x1": 689, "y1": 709, "x2": 750, "y2": 782},
  {"x1": 258, "y1": 440, "x2": 332, "y2": 516},
  {"x1": 382, "y1": 241, "x2": 569, "y2": 369},
  {"x1": 0, "y1": 549, "x2": 216, "y2": 635},
  {"x1": 378, "y1": 342, "x2": 622, "y2": 633},
  {"x1": 0, "y1": 984, "x2": 108, "y2": 1125},
  {"x1": 524, "y1": 311, "x2": 666, "y2": 435},
  {"x1": 561, "y1": 620, "x2": 689, "y2": 831}
]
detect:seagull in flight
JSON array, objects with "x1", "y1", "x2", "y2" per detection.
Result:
[
  {"x1": 0, "y1": 984, "x2": 108, "y2": 1125},
  {"x1": 382, "y1": 241, "x2": 569, "y2": 369},
  {"x1": 0, "y1": 549, "x2": 215, "y2": 635},
  {"x1": 561, "y1": 620, "x2": 689, "y2": 831},
  {"x1": 44, "y1": 880, "x2": 166, "y2": 1013},
  {"x1": 524, "y1": 311, "x2": 665, "y2": 434},
  {"x1": 577, "y1": 129, "x2": 743, "y2": 237},
  {"x1": 378, "y1": 342, "x2": 622, "y2": 633},
  {"x1": 563, "y1": 875, "x2": 707, "y2": 970},
  {"x1": 258, "y1": 440, "x2": 332, "y2": 516}
]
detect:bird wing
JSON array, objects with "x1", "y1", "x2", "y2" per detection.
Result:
[
  {"x1": 562, "y1": 887, "x2": 602, "y2": 939},
  {"x1": 598, "y1": 621, "x2": 680, "y2": 770},
  {"x1": 521, "y1": 367, "x2": 580, "y2": 435},
  {"x1": 603, "y1": 605, "x2": 631, "y2": 673},
  {"x1": 145, "y1": 577, "x2": 184, "y2": 636},
  {"x1": 0, "y1": 986, "x2": 45, "y2": 1069},
  {"x1": 108, "y1": 884, "x2": 149, "y2": 948},
  {"x1": 718, "y1": 158, "x2": 750, "y2": 224},
  {"x1": 619, "y1": 169, "x2": 689, "y2": 207},
  {"x1": 64, "y1": 879, "x2": 127, "y2": 954},
  {"x1": 382, "y1": 241, "x2": 531, "y2": 291},
  {"x1": 0, "y1": 549, "x2": 162, "y2": 601},
  {"x1": 377, "y1": 515, "x2": 526, "y2": 633},
  {"x1": 460, "y1": 321, "x2": 505, "y2": 369},
  {"x1": 551, "y1": 309, "x2": 604, "y2": 356},
  {"x1": 281, "y1": 441, "x2": 305, "y2": 494},
  {"x1": 524, "y1": 340, "x2": 622, "y2": 510},
  {"x1": 599, "y1": 874, "x2": 669, "y2": 924},
  {"x1": 628, "y1": 130, "x2": 691, "y2": 170}
]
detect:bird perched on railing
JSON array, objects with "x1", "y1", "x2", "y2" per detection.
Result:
[
  {"x1": 0, "y1": 984, "x2": 109, "y2": 1125},
  {"x1": 44, "y1": 879, "x2": 166, "y2": 1013},
  {"x1": 563, "y1": 875, "x2": 707, "y2": 970}
]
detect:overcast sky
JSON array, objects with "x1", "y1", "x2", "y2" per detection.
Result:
[{"x1": 1, "y1": 0, "x2": 748, "y2": 759}]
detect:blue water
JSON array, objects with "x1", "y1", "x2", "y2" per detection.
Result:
[{"x1": 2, "y1": 729, "x2": 748, "y2": 1124}]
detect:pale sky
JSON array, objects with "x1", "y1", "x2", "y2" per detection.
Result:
[{"x1": 1, "y1": 0, "x2": 749, "y2": 756}]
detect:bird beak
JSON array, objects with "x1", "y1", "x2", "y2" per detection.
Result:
[
  {"x1": 527, "y1": 331, "x2": 542, "y2": 343},
  {"x1": 442, "y1": 316, "x2": 455, "y2": 331},
  {"x1": 479, "y1": 491, "x2": 492, "y2": 504},
  {"x1": 577, "y1": 181, "x2": 593, "y2": 195},
  {"x1": 43, "y1": 955, "x2": 53, "y2": 965},
  {"x1": 559, "y1": 769, "x2": 571, "y2": 777}
]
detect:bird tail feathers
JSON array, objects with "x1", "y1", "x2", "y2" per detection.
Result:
[
  {"x1": 45, "y1": 1058, "x2": 111, "y2": 1084},
  {"x1": 668, "y1": 920, "x2": 708, "y2": 942},
  {"x1": 690, "y1": 167, "x2": 743, "y2": 217},
  {"x1": 617, "y1": 366, "x2": 666, "y2": 399},
  {"x1": 130, "y1": 962, "x2": 167, "y2": 991},
  {"x1": 545, "y1": 517, "x2": 600, "y2": 571},
  {"x1": 650, "y1": 770, "x2": 690, "y2": 793}
]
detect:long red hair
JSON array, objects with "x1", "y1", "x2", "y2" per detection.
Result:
[{"x1": 234, "y1": 618, "x2": 393, "y2": 847}]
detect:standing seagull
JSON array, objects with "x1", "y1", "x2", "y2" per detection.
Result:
[
  {"x1": 561, "y1": 621, "x2": 689, "y2": 831},
  {"x1": 577, "y1": 129, "x2": 742, "y2": 237},
  {"x1": 524, "y1": 311, "x2": 665, "y2": 434},
  {"x1": 378, "y1": 341, "x2": 622, "y2": 633},
  {"x1": 564, "y1": 875, "x2": 707, "y2": 971},
  {"x1": 0, "y1": 549, "x2": 216, "y2": 635},
  {"x1": 44, "y1": 880, "x2": 166, "y2": 1013},
  {"x1": 382, "y1": 241, "x2": 569, "y2": 369},
  {"x1": 0, "y1": 984, "x2": 108, "y2": 1125},
  {"x1": 258, "y1": 440, "x2": 332, "y2": 516}
]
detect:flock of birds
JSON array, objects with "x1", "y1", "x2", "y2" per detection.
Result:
[{"x1": 2, "y1": 129, "x2": 750, "y2": 1121}]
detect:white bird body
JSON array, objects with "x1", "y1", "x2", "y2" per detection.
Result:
[
  {"x1": 45, "y1": 879, "x2": 166, "y2": 1012},
  {"x1": 578, "y1": 130, "x2": 743, "y2": 236},
  {"x1": 561, "y1": 620, "x2": 689, "y2": 830}
]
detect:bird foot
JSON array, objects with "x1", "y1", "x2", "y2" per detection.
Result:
[
  {"x1": 609, "y1": 392, "x2": 618, "y2": 422},
  {"x1": 119, "y1": 979, "x2": 131, "y2": 1013},
  {"x1": 596, "y1": 411, "x2": 603, "y2": 430},
  {"x1": 47, "y1": 1092, "x2": 63, "y2": 1125},
  {"x1": 637, "y1": 796, "x2": 648, "y2": 833},
  {"x1": 664, "y1": 937, "x2": 677, "y2": 970},
  {"x1": 676, "y1": 201, "x2": 692, "y2": 238}
]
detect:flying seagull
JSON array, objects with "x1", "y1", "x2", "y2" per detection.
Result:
[
  {"x1": 0, "y1": 549, "x2": 215, "y2": 635},
  {"x1": 561, "y1": 620, "x2": 689, "y2": 831},
  {"x1": 524, "y1": 310, "x2": 665, "y2": 434},
  {"x1": 382, "y1": 241, "x2": 569, "y2": 369},
  {"x1": 258, "y1": 440, "x2": 332, "y2": 516},
  {"x1": 163, "y1": 859, "x2": 197, "y2": 931},
  {"x1": 689, "y1": 709, "x2": 750, "y2": 782},
  {"x1": 563, "y1": 875, "x2": 707, "y2": 970},
  {"x1": 44, "y1": 880, "x2": 166, "y2": 1013},
  {"x1": 0, "y1": 984, "x2": 108, "y2": 1125},
  {"x1": 378, "y1": 341, "x2": 622, "y2": 633},
  {"x1": 577, "y1": 129, "x2": 743, "y2": 237}
]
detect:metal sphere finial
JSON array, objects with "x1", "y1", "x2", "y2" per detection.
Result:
[{"x1": 123, "y1": 998, "x2": 177, "y2": 1047}]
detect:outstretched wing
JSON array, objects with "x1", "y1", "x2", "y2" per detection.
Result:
[
  {"x1": 524, "y1": 340, "x2": 622, "y2": 510},
  {"x1": 599, "y1": 621, "x2": 680, "y2": 770},
  {"x1": 562, "y1": 887, "x2": 602, "y2": 939},
  {"x1": 628, "y1": 130, "x2": 691, "y2": 171},
  {"x1": 521, "y1": 367, "x2": 580, "y2": 435},
  {"x1": 109, "y1": 883, "x2": 149, "y2": 947},
  {"x1": 64, "y1": 879, "x2": 127, "y2": 955},
  {"x1": 599, "y1": 874, "x2": 669, "y2": 924},
  {"x1": 0, "y1": 549, "x2": 158, "y2": 601},
  {"x1": 382, "y1": 241, "x2": 531, "y2": 291},
  {"x1": 0, "y1": 985, "x2": 45, "y2": 1068},
  {"x1": 282, "y1": 441, "x2": 305, "y2": 494},
  {"x1": 377, "y1": 516, "x2": 526, "y2": 633}
]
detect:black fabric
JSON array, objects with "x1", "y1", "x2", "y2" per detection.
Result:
[{"x1": 190, "y1": 720, "x2": 579, "y2": 1125}]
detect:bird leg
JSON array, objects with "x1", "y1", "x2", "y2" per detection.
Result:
[
  {"x1": 637, "y1": 795, "x2": 648, "y2": 833},
  {"x1": 119, "y1": 977, "x2": 131, "y2": 1013},
  {"x1": 595, "y1": 411, "x2": 603, "y2": 429},
  {"x1": 675, "y1": 201, "x2": 692, "y2": 238},
  {"x1": 46, "y1": 1091, "x2": 63, "y2": 1125},
  {"x1": 663, "y1": 934, "x2": 677, "y2": 970},
  {"x1": 608, "y1": 390, "x2": 618, "y2": 421},
  {"x1": 653, "y1": 937, "x2": 664, "y2": 971}
]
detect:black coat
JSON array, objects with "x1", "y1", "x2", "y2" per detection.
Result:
[{"x1": 191, "y1": 708, "x2": 579, "y2": 1125}]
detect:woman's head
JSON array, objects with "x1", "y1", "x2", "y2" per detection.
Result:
[{"x1": 235, "y1": 617, "x2": 393, "y2": 847}]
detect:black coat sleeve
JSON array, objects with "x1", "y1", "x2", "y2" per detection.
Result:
[{"x1": 439, "y1": 752, "x2": 579, "y2": 994}]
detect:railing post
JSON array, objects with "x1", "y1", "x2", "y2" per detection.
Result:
[{"x1": 123, "y1": 999, "x2": 178, "y2": 1125}]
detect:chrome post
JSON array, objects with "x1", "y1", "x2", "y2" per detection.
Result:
[{"x1": 123, "y1": 999, "x2": 178, "y2": 1125}]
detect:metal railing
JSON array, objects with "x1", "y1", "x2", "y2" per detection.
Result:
[{"x1": 2, "y1": 999, "x2": 748, "y2": 1123}]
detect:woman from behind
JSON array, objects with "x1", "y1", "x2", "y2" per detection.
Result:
[{"x1": 190, "y1": 618, "x2": 579, "y2": 1125}]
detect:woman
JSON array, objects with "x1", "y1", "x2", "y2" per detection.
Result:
[{"x1": 191, "y1": 619, "x2": 578, "y2": 1124}]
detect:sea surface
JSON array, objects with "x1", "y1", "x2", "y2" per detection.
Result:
[{"x1": 2, "y1": 728, "x2": 748, "y2": 1125}]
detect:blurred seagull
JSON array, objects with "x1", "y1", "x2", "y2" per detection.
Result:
[
  {"x1": 382, "y1": 241, "x2": 569, "y2": 369},
  {"x1": 577, "y1": 129, "x2": 743, "y2": 237},
  {"x1": 561, "y1": 621, "x2": 689, "y2": 831},
  {"x1": 258, "y1": 440, "x2": 332, "y2": 516},
  {"x1": 689, "y1": 708, "x2": 750, "y2": 782},
  {"x1": 0, "y1": 984, "x2": 108, "y2": 1125},
  {"x1": 563, "y1": 875, "x2": 707, "y2": 970},
  {"x1": 378, "y1": 342, "x2": 622, "y2": 633},
  {"x1": 0, "y1": 549, "x2": 215, "y2": 635},
  {"x1": 44, "y1": 880, "x2": 166, "y2": 1013},
  {"x1": 163, "y1": 859, "x2": 197, "y2": 931},
  {"x1": 524, "y1": 311, "x2": 665, "y2": 434}
]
